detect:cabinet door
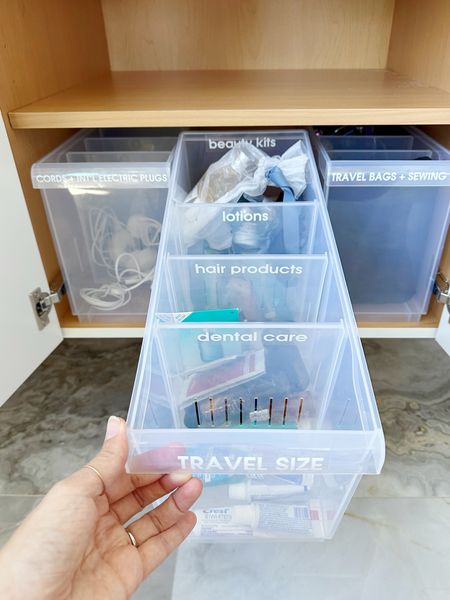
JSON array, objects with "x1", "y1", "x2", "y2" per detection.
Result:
[
  {"x1": 0, "y1": 116, "x2": 62, "y2": 406},
  {"x1": 436, "y1": 301, "x2": 450, "y2": 356}
]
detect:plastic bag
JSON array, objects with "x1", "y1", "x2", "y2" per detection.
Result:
[
  {"x1": 184, "y1": 140, "x2": 308, "y2": 205},
  {"x1": 181, "y1": 140, "x2": 309, "y2": 251}
]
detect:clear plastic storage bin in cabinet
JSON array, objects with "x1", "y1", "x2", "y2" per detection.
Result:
[
  {"x1": 127, "y1": 130, "x2": 385, "y2": 541},
  {"x1": 32, "y1": 130, "x2": 176, "y2": 322},
  {"x1": 314, "y1": 128, "x2": 450, "y2": 322}
]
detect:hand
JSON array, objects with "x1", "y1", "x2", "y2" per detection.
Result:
[{"x1": 0, "y1": 416, "x2": 202, "y2": 600}]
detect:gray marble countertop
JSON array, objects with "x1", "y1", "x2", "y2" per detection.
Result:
[{"x1": 1, "y1": 339, "x2": 449, "y2": 599}]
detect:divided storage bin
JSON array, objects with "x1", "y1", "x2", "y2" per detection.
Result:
[
  {"x1": 32, "y1": 130, "x2": 176, "y2": 322},
  {"x1": 315, "y1": 128, "x2": 450, "y2": 322},
  {"x1": 127, "y1": 130, "x2": 385, "y2": 541}
]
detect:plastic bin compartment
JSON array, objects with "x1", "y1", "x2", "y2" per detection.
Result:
[
  {"x1": 168, "y1": 201, "x2": 322, "y2": 256},
  {"x1": 162, "y1": 255, "x2": 329, "y2": 322},
  {"x1": 32, "y1": 130, "x2": 176, "y2": 322},
  {"x1": 317, "y1": 135, "x2": 426, "y2": 151},
  {"x1": 326, "y1": 149, "x2": 433, "y2": 161},
  {"x1": 315, "y1": 128, "x2": 450, "y2": 321},
  {"x1": 173, "y1": 131, "x2": 317, "y2": 194},
  {"x1": 126, "y1": 129, "x2": 385, "y2": 541},
  {"x1": 127, "y1": 331, "x2": 383, "y2": 540},
  {"x1": 191, "y1": 472, "x2": 360, "y2": 540},
  {"x1": 166, "y1": 130, "x2": 325, "y2": 256},
  {"x1": 151, "y1": 323, "x2": 345, "y2": 429},
  {"x1": 66, "y1": 150, "x2": 170, "y2": 163},
  {"x1": 84, "y1": 136, "x2": 177, "y2": 153}
]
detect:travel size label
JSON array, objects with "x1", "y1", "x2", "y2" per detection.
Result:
[{"x1": 177, "y1": 455, "x2": 325, "y2": 472}]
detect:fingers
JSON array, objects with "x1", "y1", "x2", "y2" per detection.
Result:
[
  {"x1": 105, "y1": 444, "x2": 188, "y2": 505},
  {"x1": 105, "y1": 472, "x2": 162, "y2": 506},
  {"x1": 128, "y1": 478, "x2": 202, "y2": 546},
  {"x1": 139, "y1": 512, "x2": 197, "y2": 577},
  {"x1": 60, "y1": 416, "x2": 129, "y2": 498},
  {"x1": 127, "y1": 443, "x2": 185, "y2": 473},
  {"x1": 136, "y1": 477, "x2": 201, "y2": 577},
  {"x1": 110, "y1": 471, "x2": 192, "y2": 525}
]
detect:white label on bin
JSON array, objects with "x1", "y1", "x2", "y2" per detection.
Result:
[
  {"x1": 327, "y1": 166, "x2": 450, "y2": 187},
  {"x1": 193, "y1": 263, "x2": 303, "y2": 276},
  {"x1": 32, "y1": 167, "x2": 170, "y2": 189},
  {"x1": 222, "y1": 209, "x2": 270, "y2": 222},
  {"x1": 177, "y1": 455, "x2": 325, "y2": 472},
  {"x1": 196, "y1": 331, "x2": 308, "y2": 343},
  {"x1": 207, "y1": 137, "x2": 277, "y2": 150}
]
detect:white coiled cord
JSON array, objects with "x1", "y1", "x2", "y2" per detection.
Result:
[{"x1": 80, "y1": 208, "x2": 161, "y2": 311}]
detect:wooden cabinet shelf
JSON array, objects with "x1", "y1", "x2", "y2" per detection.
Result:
[
  {"x1": 2, "y1": 0, "x2": 450, "y2": 339},
  {"x1": 9, "y1": 69, "x2": 450, "y2": 129}
]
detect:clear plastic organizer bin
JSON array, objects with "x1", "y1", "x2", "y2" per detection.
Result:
[
  {"x1": 163, "y1": 255, "x2": 328, "y2": 322},
  {"x1": 84, "y1": 136, "x2": 176, "y2": 153},
  {"x1": 315, "y1": 128, "x2": 450, "y2": 321},
  {"x1": 169, "y1": 202, "x2": 321, "y2": 255},
  {"x1": 127, "y1": 130, "x2": 385, "y2": 541},
  {"x1": 32, "y1": 130, "x2": 176, "y2": 322}
]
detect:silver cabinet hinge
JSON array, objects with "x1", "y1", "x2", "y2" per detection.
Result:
[
  {"x1": 29, "y1": 281, "x2": 66, "y2": 330},
  {"x1": 434, "y1": 272, "x2": 450, "y2": 314}
]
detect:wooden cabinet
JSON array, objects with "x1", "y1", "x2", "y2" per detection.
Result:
[{"x1": 1, "y1": 0, "x2": 449, "y2": 337}]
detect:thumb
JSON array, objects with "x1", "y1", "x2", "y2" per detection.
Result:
[{"x1": 63, "y1": 416, "x2": 128, "y2": 498}]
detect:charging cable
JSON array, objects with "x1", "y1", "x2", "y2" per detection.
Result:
[{"x1": 80, "y1": 208, "x2": 161, "y2": 311}]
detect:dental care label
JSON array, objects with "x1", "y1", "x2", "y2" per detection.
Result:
[
  {"x1": 193, "y1": 263, "x2": 303, "y2": 275},
  {"x1": 177, "y1": 455, "x2": 325, "y2": 472},
  {"x1": 327, "y1": 166, "x2": 450, "y2": 187},
  {"x1": 196, "y1": 331, "x2": 308, "y2": 343}
]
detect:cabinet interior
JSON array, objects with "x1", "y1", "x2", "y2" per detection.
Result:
[{"x1": 0, "y1": 0, "x2": 449, "y2": 329}]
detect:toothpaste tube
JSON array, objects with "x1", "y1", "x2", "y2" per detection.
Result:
[
  {"x1": 228, "y1": 477, "x2": 312, "y2": 501},
  {"x1": 157, "y1": 308, "x2": 240, "y2": 323},
  {"x1": 194, "y1": 473, "x2": 246, "y2": 487},
  {"x1": 193, "y1": 502, "x2": 322, "y2": 538}
]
